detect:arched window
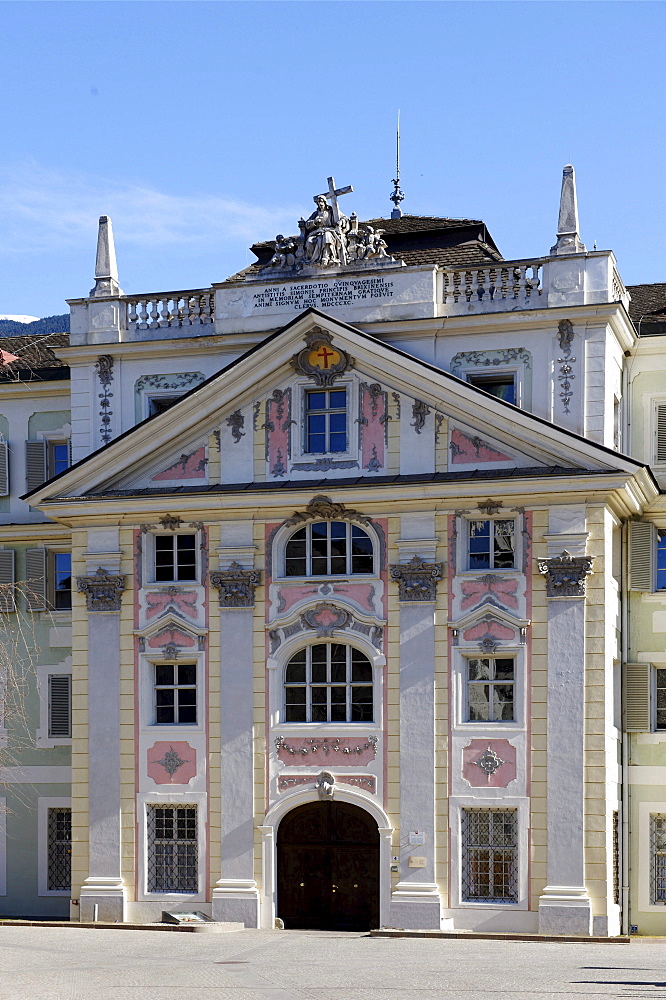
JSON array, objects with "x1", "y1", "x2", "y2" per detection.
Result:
[
  {"x1": 285, "y1": 521, "x2": 374, "y2": 577},
  {"x1": 284, "y1": 643, "x2": 373, "y2": 723}
]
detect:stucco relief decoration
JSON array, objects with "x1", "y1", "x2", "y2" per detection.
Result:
[
  {"x1": 264, "y1": 388, "x2": 292, "y2": 478},
  {"x1": 226, "y1": 409, "x2": 245, "y2": 443},
  {"x1": 152, "y1": 446, "x2": 207, "y2": 481},
  {"x1": 160, "y1": 515, "x2": 182, "y2": 531},
  {"x1": 264, "y1": 176, "x2": 398, "y2": 274},
  {"x1": 450, "y1": 430, "x2": 511, "y2": 465},
  {"x1": 76, "y1": 567, "x2": 125, "y2": 611},
  {"x1": 411, "y1": 399, "x2": 431, "y2": 434},
  {"x1": 147, "y1": 627, "x2": 196, "y2": 651},
  {"x1": 451, "y1": 348, "x2": 532, "y2": 377},
  {"x1": 300, "y1": 602, "x2": 352, "y2": 637},
  {"x1": 210, "y1": 562, "x2": 261, "y2": 608},
  {"x1": 147, "y1": 741, "x2": 197, "y2": 785},
  {"x1": 390, "y1": 555, "x2": 443, "y2": 602},
  {"x1": 316, "y1": 770, "x2": 335, "y2": 799},
  {"x1": 95, "y1": 354, "x2": 114, "y2": 445},
  {"x1": 278, "y1": 774, "x2": 376, "y2": 794},
  {"x1": 556, "y1": 319, "x2": 576, "y2": 415},
  {"x1": 538, "y1": 549, "x2": 593, "y2": 598},
  {"x1": 275, "y1": 735, "x2": 378, "y2": 766},
  {"x1": 462, "y1": 739, "x2": 517, "y2": 788},
  {"x1": 460, "y1": 575, "x2": 519, "y2": 612},
  {"x1": 145, "y1": 589, "x2": 198, "y2": 620},
  {"x1": 477, "y1": 498, "x2": 503, "y2": 516},
  {"x1": 358, "y1": 382, "x2": 387, "y2": 473},
  {"x1": 290, "y1": 329, "x2": 354, "y2": 388},
  {"x1": 284, "y1": 495, "x2": 371, "y2": 528}
]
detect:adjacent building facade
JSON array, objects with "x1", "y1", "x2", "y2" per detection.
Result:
[{"x1": 3, "y1": 168, "x2": 666, "y2": 934}]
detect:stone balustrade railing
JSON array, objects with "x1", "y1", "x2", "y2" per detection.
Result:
[
  {"x1": 441, "y1": 260, "x2": 544, "y2": 313},
  {"x1": 126, "y1": 289, "x2": 215, "y2": 330}
]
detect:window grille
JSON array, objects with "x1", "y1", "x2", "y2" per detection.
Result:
[
  {"x1": 154, "y1": 534, "x2": 197, "y2": 582},
  {"x1": 47, "y1": 807, "x2": 71, "y2": 891},
  {"x1": 613, "y1": 811, "x2": 620, "y2": 907},
  {"x1": 467, "y1": 656, "x2": 515, "y2": 722},
  {"x1": 468, "y1": 519, "x2": 515, "y2": 570},
  {"x1": 650, "y1": 814, "x2": 666, "y2": 904},
  {"x1": 147, "y1": 805, "x2": 198, "y2": 893},
  {"x1": 285, "y1": 521, "x2": 374, "y2": 577},
  {"x1": 461, "y1": 809, "x2": 518, "y2": 903},
  {"x1": 285, "y1": 643, "x2": 373, "y2": 723},
  {"x1": 306, "y1": 389, "x2": 347, "y2": 453}
]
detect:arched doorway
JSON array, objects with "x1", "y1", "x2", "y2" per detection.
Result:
[{"x1": 276, "y1": 800, "x2": 380, "y2": 931}]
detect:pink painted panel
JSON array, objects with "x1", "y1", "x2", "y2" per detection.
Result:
[
  {"x1": 145, "y1": 590, "x2": 198, "y2": 620},
  {"x1": 460, "y1": 575, "x2": 519, "y2": 611},
  {"x1": 462, "y1": 738, "x2": 517, "y2": 788},
  {"x1": 147, "y1": 741, "x2": 197, "y2": 785},
  {"x1": 277, "y1": 773, "x2": 376, "y2": 794},
  {"x1": 276, "y1": 735, "x2": 377, "y2": 767},
  {"x1": 152, "y1": 446, "x2": 207, "y2": 481},
  {"x1": 276, "y1": 584, "x2": 320, "y2": 615},
  {"x1": 462, "y1": 621, "x2": 515, "y2": 642},
  {"x1": 450, "y1": 428, "x2": 511, "y2": 465},
  {"x1": 266, "y1": 389, "x2": 291, "y2": 478},
  {"x1": 360, "y1": 383, "x2": 386, "y2": 472},
  {"x1": 147, "y1": 627, "x2": 196, "y2": 649},
  {"x1": 331, "y1": 583, "x2": 376, "y2": 614}
]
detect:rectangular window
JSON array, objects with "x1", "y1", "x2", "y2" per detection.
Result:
[
  {"x1": 154, "y1": 534, "x2": 197, "y2": 582},
  {"x1": 154, "y1": 663, "x2": 197, "y2": 725},
  {"x1": 467, "y1": 374, "x2": 516, "y2": 405},
  {"x1": 48, "y1": 674, "x2": 72, "y2": 738},
  {"x1": 657, "y1": 531, "x2": 666, "y2": 591},
  {"x1": 467, "y1": 657, "x2": 515, "y2": 722},
  {"x1": 50, "y1": 552, "x2": 72, "y2": 611},
  {"x1": 47, "y1": 807, "x2": 71, "y2": 891},
  {"x1": 306, "y1": 389, "x2": 347, "y2": 454},
  {"x1": 147, "y1": 805, "x2": 198, "y2": 893},
  {"x1": 48, "y1": 441, "x2": 70, "y2": 478},
  {"x1": 651, "y1": 814, "x2": 666, "y2": 904},
  {"x1": 468, "y1": 519, "x2": 515, "y2": 570},
  {"x1": 461, "y1": 809, "x2": 518, "y2": 903},
  {"x1": 656, "y1": 668, "x2": 666, "y2": 730}
]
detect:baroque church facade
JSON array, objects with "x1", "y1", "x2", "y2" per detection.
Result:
[{"x1": 3, "y1": 168, "x2": 666, "y2": 935}]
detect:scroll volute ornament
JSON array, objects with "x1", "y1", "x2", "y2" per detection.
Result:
[
  {"x1": 77, "y1": 566, "x2": 126, "y2": 611},
  {"x1": 390, "y1": 555, "x2": 443, "y2": 602},
  {"x1": 537, "y1": 549, "x2": 593, "y2": 598},
  {"x1": 284, "y1": 495, "x2": 370, "y2": 528}
]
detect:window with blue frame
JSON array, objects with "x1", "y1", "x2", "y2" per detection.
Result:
[
  {"x1": 657, "y1": 531, "x2": 666, "y2": 590},
  {"x1": 305, "y1": 389, "x2": 347, "y2": 454}
]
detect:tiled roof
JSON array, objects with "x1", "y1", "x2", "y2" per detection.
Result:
[
  {"x1": 626, "y1": 283, "x2": 666, "y2": 334},
  {"x1": 224, "y1": 215, "x2": 503, "y2": 283},
  {"x1": 0, "y1": 332, "x2": 70, "y2": 381}
]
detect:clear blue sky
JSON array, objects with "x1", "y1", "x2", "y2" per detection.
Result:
[{"x1": 1, "y1": 0, "x2": 664, "y2": 318}]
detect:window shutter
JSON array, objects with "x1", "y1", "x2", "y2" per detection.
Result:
[
  {"x1": 0, "y1": 550, "x2": 15, "y2": 612},
  {"x1": 25, "y1": 440, "x2": 47, "y2": 491},
  {"x1": 624, "y1": 662, "x2": 652, "y2": 732},
  {"x1": 48, "y1": 674, "x2": 71, "y2": 738},
  {"x1": 0, "y1": 440, "x2": 9, "y2": 497},
  {"x1": 657, "y1": 404, "x2": 666, "y2": 463},
  {"x1": 630, "y1": 521, "x2": 654, "y2": 591},
  {"x1": 25, "y1": 548, "x2": 46, "y2": 611}
]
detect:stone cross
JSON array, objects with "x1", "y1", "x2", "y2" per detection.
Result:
[{"x1": 315, "y1": 176, "x2": 353, "y2": 226}]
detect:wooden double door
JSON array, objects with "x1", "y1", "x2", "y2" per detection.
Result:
[{"x1": 277, "y1": 801, "x2": 380, "y2": 931}]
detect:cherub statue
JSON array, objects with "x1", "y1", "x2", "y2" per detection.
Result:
[
  {"x1": 268, "y1": 234, "x2": 297, "y2": 268},
  {"x1": 358, "y1": 226, "x2": 389, "y2": 260}
]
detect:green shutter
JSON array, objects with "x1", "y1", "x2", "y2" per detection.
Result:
[
  {"x1": 0, "y1": 550, "x2": 15, "y2": 612},
  {"x1": 48, "y1": 674, "x2": 71, "y2": 738},
  {"x1": 624, "y1": 662, "x2": 652, "y2": 732},
  {"x1": 630, "y1": 521, "x2": 654, "y2": 591},
  {"x1": 25, "y1": 548, "x2": 46, "y2": 611},
  {"x1": 25, "y1": 440, "x2": 47, "y2": 492}
]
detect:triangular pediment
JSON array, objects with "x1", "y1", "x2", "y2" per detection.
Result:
[{"x1": 26, "y1": 308, "x2": 647, "y2": 509}]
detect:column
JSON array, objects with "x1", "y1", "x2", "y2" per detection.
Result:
[
  {"x1": 211, "y1": 557, "x2": 261, "y2": 926},
  {"x1": 76, "y1": 566, "x2": 127, "y2": 922},
  {"x1": 537, "y1": 550, "x2": 594, "y2": 935},
  {"x1": 389, "y1": 532, "x2": 444, "y2": 930}
]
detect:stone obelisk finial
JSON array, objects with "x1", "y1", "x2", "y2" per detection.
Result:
[
  {"x1": 90, "y1": 215, "x2": 123, "y2": 297},
  {"x1": 550, "y1": 164, "x2": 586, "y2": 256}
]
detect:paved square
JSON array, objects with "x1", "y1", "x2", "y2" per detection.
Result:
[{"x1": 0, "y1": 927, "x2": 663, "y2": 1000}]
